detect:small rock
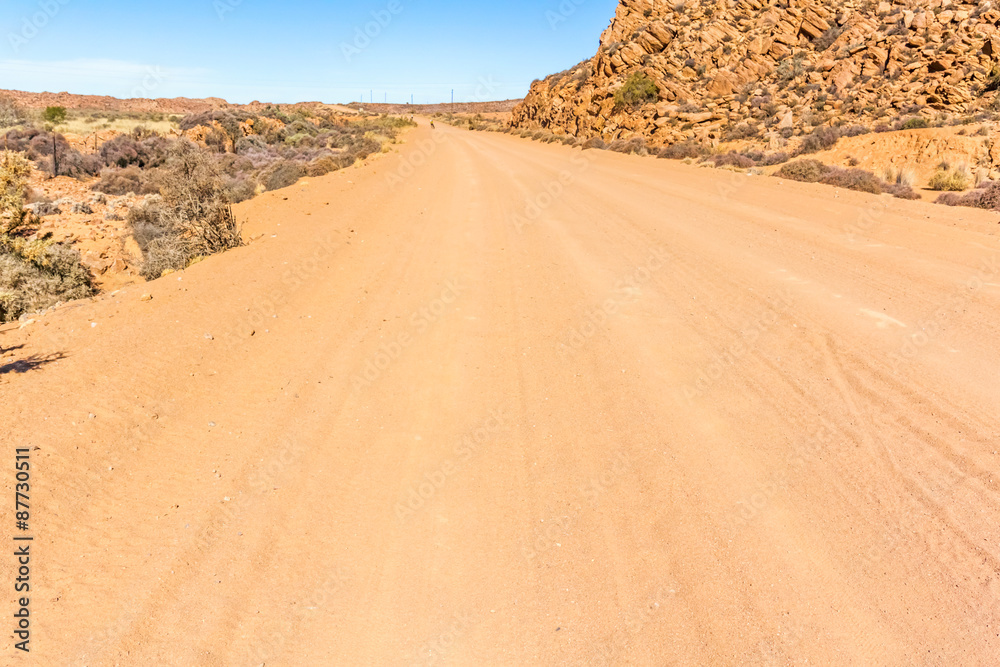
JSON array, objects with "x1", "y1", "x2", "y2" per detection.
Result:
[{"x1": 140, "y1": 294, "x2": 153, "y2": 302}]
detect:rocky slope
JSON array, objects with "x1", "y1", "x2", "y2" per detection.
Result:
[{"x1": 511, "y1": 0, "x2": 1000, "y2": 147}]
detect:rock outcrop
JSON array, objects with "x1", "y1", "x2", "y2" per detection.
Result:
[{"x1": 511, "y1": 0, "x2": 1000, "y2": 146}]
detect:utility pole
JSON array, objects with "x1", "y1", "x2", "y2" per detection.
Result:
[{"x1": 51, "y1": 135, "x2": 58, "y2": 178}]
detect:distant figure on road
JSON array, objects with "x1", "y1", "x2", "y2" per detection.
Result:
[{"x1": 430, "y1": 120, "x2": 436, "y2": 129}]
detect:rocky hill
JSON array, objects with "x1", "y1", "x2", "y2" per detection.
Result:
[
  {"x1": 0, "y1": 89, "x2": 357, "y2": 116},
  {"x1": 510, "y1": 0, "x2": 1000, "y2": 147}
]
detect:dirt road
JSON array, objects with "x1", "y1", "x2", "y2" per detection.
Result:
[{"x1": 3, "y1": 122, "x2": 1000, "y2": 665}]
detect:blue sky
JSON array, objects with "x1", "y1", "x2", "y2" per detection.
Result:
[{"x1": 0, "y1": 0, "x2": 618, "y2": 104}]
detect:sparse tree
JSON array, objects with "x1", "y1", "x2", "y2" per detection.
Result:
[{"x1": 41, "y1": 106, "x2": 68, "y2": 124}]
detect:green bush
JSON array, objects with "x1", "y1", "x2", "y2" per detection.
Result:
[
  {"x1": 41, "y1": 106, "x2": 68, "y2": 124},
  {"x1": 613, "y1": 72, "x2": 659, "y2": 110}
]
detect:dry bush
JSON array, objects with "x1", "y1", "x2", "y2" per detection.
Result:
[
  {"x1": 582, "y1": 137, "x2": 608, "y2": 150},
  {"x1": 937, "y1": 181, "x2": 1000, "y2": 210},
  {"x1": 776, "y1": 159, "x2": 918, "y2": 199},
  {"x1": 928, "y1": 167, "x2": 971, "y2": 191},
  {"x1": 609, "y1": 137, "x2": 648, "y2": 155},
  {"x1": 0, "y1": 95, "x2": 26, "y2": 129},
  {"x1": 795, "y1": 125, "x2": 868, "y2": 155},
  {"x1": 657, "y1": 141, "x2": 706, "y2": 159},
  {"x1": 820, "y1": 167, "x2": 884, "y2": 194},
  {"x1": 709, "y1": 152, "x2": 756, "y2": 169},
  {"x1": 128, "y1": 141, "x2": 243, "y2": 280},
  {"x1": 776, "y1": 159, "x2": 829, "y2": 182},
  {"x1": 0, "y1": 150, "x2": 93, "y2": 320},
  {"x1": 1, "y1": 150, "x2": 32, "y2": 233},
  {"x1": 0, "y1": 241, "x2": 93, "y2": 322},
  {"x1": 263, "y1": 160, "x2": 305, "y2": 191}
]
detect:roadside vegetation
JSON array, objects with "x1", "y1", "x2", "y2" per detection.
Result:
[
  {"x1": 0, "y1": 149, "x2": 93, "y2": 322},
  {"x1": 0, "y1": 94, "x2": 415, "y2": 316},
  {"x1": 469, "y1": 121, "x2": 931, "y2": 202},
  {"x1": 775, "y1": 159, "x2": 920, "y2": 199}
]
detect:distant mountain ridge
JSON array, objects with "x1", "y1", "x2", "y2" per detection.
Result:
[{"x1": 0, "y1": 88, "x2": 355, "y2": 115}]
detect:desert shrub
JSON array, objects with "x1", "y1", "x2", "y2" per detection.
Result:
[
  {"x1": 901, "y1": 117, "x2": 929, "y2": 130},
  {"x1": 41, "y1": 106, "x2": 68, "y2": 124},
  {"x1": 0, "y1": 150, "x2": 92, "y2": 320},
  {"x1": 710, "y1": 152, "x2": 756, "y2": 169},
  {"x1": 776, "y1": 159, "x2": 918, "y2": 199},
  {"x1": 263, "y1": 160, "x2": 305, "y2": 191},
  {"x1": 98, "y1": 135, "x2": 169, "y2": 169},
  {"x1": 220, "y1": 173, "x2": 256, "y2": 203},
  {"x1": 935, "y1": 192, "x2": 964, "y2": 206},
  {"x1": 776, "y1": 159, "x2": 829, "y2": 182},
  {"x1": 657, "y1": 141, "x2": 706, "y2": 159},
  {"x1": 940, "y1": 181, "x2": 1000, "y2": 210},
  {"x1": 0, "y1": 150, "x2": 32, "y2": 233},
  {"x1": 928, "y1": 167, "x2": 970, "y2": 191},
  {"x1": 235, "y1": 135, "x2": 268, "y2": 154},
  {"x1": 815, "y1": 25, "x2": 847, "y2": 51},
  {"x1": 128, "y1": 141, "x2": 243, "y2": 280},
  {"x1": 609, "y1": 137, "x2": 648, "y2": 155},
  {"x1": 136, "y1": 234, "x2": 191, "y2": 280},
  {"x1": 582, "y1": 137, "x2": 607, "y2": 150},
  {"x1": 882, "y1": 183, "x2": 920, "y2": 200},
  {"x1": 796, "y1": 125, "x2": 867, "y2": 155},
  {"x1": 0, "y1": 95, "x2": 25, "y2": 128},
  {"x1": 0, "y1": 241, "x2": 93, "y2": 322},
  {"x1": 613, "y1": 72, "x2": 659, "y2": 110},
  {"x1": 723, "y1": 122, "x2": 760, "y2": 141},
  {"x1": 92, "y1": 166, "x2": 151, "y2": 195},
  {"x1": 3, "y1": 128, "x2": 100, "y2": 178},
  {"x1": 820, "y1": 167, "x2": 884, "y2": 194},
  {"x1": 759, "y1": 151, "x2": 790, "y2": 166}
]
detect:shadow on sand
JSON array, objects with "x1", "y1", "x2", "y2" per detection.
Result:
[{"x1": 0, "y1": 346, "x2": 67, "y2": 376}]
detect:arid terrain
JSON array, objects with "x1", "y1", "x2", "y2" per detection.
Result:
[{"x1": 2, "y1": 120, "x2": 999, "y2": 664}]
